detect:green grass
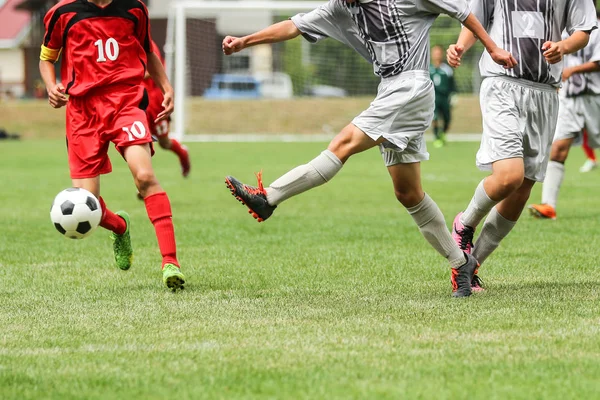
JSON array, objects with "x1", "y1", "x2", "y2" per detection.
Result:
[{"x1": 1, "y1": 139, "x2": 599, "y2": 399}]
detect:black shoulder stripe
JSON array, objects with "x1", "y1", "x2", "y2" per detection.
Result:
[
  {"x1": 62, "y1": 8, "x2": 138, "y2": 48},
  {"x1": 44, "y1": 1, "x2": 89, "y2": 46}
]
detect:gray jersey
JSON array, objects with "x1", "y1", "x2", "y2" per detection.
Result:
[
  {"x1": 291, "y1": 0, "x2": 470, "y2": 78},
  {"x1": 562, "y1": 23, "x2": 600, "y2": 97},
  {"x1": 472, "y1": 0, "x2": 597, "y2": 86}
]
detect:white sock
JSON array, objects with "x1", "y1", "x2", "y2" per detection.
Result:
[
  {"x1": 407, "y1": 193, "x2": 466, "y2": 269},
  {"x1": 265, "y1": 150, "x2": 343, "y2": 206},
  {"x1": 472, "y1": 207, "x2": 517, "y2": 265},
  {"x1": 461, "y1": 179, "x2": 498, "y2": 228},
  {"x1": 541, "y1": 161, "x2": 565, "y2": 209}
]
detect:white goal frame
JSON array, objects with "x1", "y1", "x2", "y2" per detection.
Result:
[{"x1": 165, "y1": 1, "x2": 324, "y2": 141}]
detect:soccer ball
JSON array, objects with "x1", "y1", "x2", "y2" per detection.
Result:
[{"x1": 50, "y1": 188, "x2": 102, "y2": 239}]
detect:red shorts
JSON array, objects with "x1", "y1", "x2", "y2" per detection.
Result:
[
  {"x1": 66, "y1": 84, "x2": 153, "y2": 179},
  {"x1": 145, "y1": 87, "x2": 170, "y2": 138}
]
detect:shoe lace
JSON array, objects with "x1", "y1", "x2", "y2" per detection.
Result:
[
  {"x1": 243, "y1": 170, "x2": 267, "y2": 196},
  {"x1": 450, "y1": 268, "x2": 459, "y2": 291},
  {"x1": 471, "y1": 274, "x2": 484, "y2": 288},
  {"x1": 457, "y1": 226, "x2": 474, "y2": 250}
]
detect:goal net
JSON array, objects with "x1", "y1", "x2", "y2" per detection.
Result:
[{"x1": 165, "y1": 1, "x2": 484, "y2": 141}]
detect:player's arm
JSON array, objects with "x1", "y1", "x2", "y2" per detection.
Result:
[
  {"x1": 39, "y1": 60, "x2": 67, "y2": 108},
  {"x1": 223, "y1": 20, "x2": 300, "y2": 55},
  {"x1": 447, "y1": 15, "x2": 516, "y2": 69},
  {"x1": 543, "y1": 31, "x2": 590, "y2": 65},
  {"x1": 562, "y1": 61, "x2": 600, "y2": 81},
  {"x1": 39, "y1": 7, "x2": 67, "y2": 109},
  {"x1": 547, "y1": 0, "x2": 599, "y2": 65},
  {"x1": 147, "y1": 51, "x2": 174, "y2": 122}
]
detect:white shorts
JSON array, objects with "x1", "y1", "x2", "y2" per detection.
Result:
[
  {"x1": 477, "y1": 76, "x2": 559, "y2": 182},
  {"x1": 554, "y1": 94, "x2": 600, "y2": 148},
  {"x1": 352, "y1": 70, "x2": 434, "y2": 167}
]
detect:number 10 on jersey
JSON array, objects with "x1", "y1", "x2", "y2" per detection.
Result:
[{"x1": 94, "y1": 38, "x2": 119, "y2": 62}]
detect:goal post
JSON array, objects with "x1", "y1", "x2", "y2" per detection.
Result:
[{"x1": 165, "y1": 1, "x2": 482, "y2": 142}]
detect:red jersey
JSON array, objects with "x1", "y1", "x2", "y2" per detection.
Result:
[{"x1": 41, "y1": 0, "x2": 152, "y2": 97}]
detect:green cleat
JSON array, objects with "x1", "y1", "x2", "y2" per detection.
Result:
[
  {"x1": 163, "y1": 263, "x2": 185, "y2": 291},
  {"x1": 109, "y1": 211, "x2": 133, "y2": 270}
]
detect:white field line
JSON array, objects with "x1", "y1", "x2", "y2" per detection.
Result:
[{"x1": 182, "y1": 133, "x2": 482, "y2": 143}]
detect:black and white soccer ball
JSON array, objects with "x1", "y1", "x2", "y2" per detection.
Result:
[{"x1": 50, "y1": 188, "x2": 102, "y2": 239}]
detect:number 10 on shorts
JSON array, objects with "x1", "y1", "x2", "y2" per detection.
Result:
[{"x1": 123, "y1": 121, "x2": 147, "y2": 141}]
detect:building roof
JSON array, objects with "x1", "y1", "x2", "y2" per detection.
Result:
[{"x1": 0, "y1": 0, "x2": 31, "y2": 48}]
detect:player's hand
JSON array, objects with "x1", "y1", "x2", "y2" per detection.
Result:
[
  {"x1": 489, "y1": 47, "x2": 518, "y2": 69},
  {"x1": 222, "y1": 36, "x2": 246, "y2": 55},
  {"x1": 542, "y1": 41, "x2": 564, "y2": 64},
  {"x1": 156, "y1": 88, "x2": 174, "y2": 123},
  {"x1": 47, "y1": 83, "x2": 68, "y2": 108},
  {"x1": 447, "y1": 44, "x2": 464, "y2": 68},
  {"x1": 561, "y1": 67, "x2": 574, "y2": 82}
]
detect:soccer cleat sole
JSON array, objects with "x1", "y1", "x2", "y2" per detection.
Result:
[
  {"x1": 224, "y1": 178, "x2": 265, "y2": 222},
  {"x1": 527, "y1": 206, "x2": 556, "y2": 220},
  {"x1": 165, "y1": 275, "x2": 185, "y2": 291}
]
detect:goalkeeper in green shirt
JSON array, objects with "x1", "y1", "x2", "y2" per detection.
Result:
[{"x1": 429, "y1": 45, "x2": 456, "y2": 148}]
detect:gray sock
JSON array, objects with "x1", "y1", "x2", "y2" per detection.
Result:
[
  {"x1": 472, "y1": 207, "x2": 517, "y2": 265},
  {"x1": 407, "y1": 193, "x2": 466, "y2": 269},
  {"x1": 265, "y1": 150, "x2": 343, "y2": 206},
  {"x1": 461, "y1": 179, "x2": 498, "y2": 228},
  {"x1": 541, "y1": 161, "x2": 565, "y2": 209}
]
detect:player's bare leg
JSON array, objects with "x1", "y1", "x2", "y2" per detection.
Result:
[
  {"x1": 157, "y1": 134, "x2": 190, "y2": 178},
  {"x1": 124, "y1": 144, "x2": 184, "y2": 290},
  {"x1": 72, "y1": 176, "x2": 132, "y2": 270},
  {"x1": 386, "y1": 162, "x2": 477, "y2": 297},
  {"x1": 473, "y1": 179, "x2": 535, "y2": 266},
  {"x1": 225, "y1": 124, "x2": 383, "y2": 222},
  {"x1": 529, "y1": 138, "x2": 573, "y2": 220}
]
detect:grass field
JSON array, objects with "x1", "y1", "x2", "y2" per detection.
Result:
[{"x1": 1, "y1": 139, "x2": 599, "y2": 399}]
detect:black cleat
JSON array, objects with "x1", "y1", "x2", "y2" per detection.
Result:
[
  {"x1": 225, "y1": 172, "x2": 276, "y2": 222},
  {"x1": 451, "y1": 253, "x2": 479, "y2": 298}
]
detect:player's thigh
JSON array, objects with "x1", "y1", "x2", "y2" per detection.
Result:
[
  {"x1": 66, "y1": 98, "x2": 113, "y2": 180},
  {"x1": 327, "y1": 123, "x2": 384, "y2": 162},
  {"x1": 111, "y1": 97, "x2": 154, "y2": 155},
  {"x1": 352, "y1": 72, "x2": 434, "y2": 151},
  {"x1": 476, "y1": 79, "x2": 530, "y2": 175},
  {"x1": 123, "y1": 144, "x2": 155, "y2": 176},
  {"x1": 71, "y1": 177, "x2": 101, "y2": 198},
  {"x1": 522, "y1": 87, "x2": 559, "y2": 182}
]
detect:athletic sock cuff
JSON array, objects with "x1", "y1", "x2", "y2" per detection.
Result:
[
  {"x1": 309, "y1": 150, "x2": 343, "y2": 182},
  {"x1": 144, "y1": 192, "x2": 172, "y2": 222}
]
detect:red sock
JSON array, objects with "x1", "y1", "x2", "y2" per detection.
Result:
[
  {"x1": 169, "y1": 139, "x2": 186, "y2": 158},
  {"x1": 582, "y1": 130, "x2": 596, "y2": 162},
  {"x1": 99, "y1": 197, "x2": 126, "y2": 235},
  {"x1": 144, "y1": 192, "x2": 179, "y2": 268}
]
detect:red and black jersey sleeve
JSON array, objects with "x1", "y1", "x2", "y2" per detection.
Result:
[
  {"x1": 129, "y1": 0, "x2": 152, "y2": 53},
  {"x1": 40, "y1": 0, "x2": 76, "y2": 62}
]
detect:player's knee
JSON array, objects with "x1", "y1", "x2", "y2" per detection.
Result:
[
  {"x1": 394, "y1": 187, "x2": 423, "y2": 208},
  {"x1": 489, "y1": 172, "x2": 523, "y2": 198},
  {"x1": 134, "y1": 169, "x2": 158, "y2": 193},
  {"x1": 550, "y1": 143, "x2": 569, "y2": 163}
]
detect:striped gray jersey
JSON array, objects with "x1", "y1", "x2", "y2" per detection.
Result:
[
  {"x1": 291, "y1": 0, "x2": 470, "y2": 78},
  {"x1": 472, "y1": 0, "x2": 597, "y2": 86},
  {"x1": 562, "y1": 23, "x2": 600, "y2": 96}
]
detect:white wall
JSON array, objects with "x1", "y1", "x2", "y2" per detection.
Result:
[{"x1": 0, "y1": 48, "x2": 25, "y2": 97}]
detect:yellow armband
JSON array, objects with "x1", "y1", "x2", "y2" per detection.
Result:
[{"x1": 40, "y1": 45, "x2": 61, "y2": 62}]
